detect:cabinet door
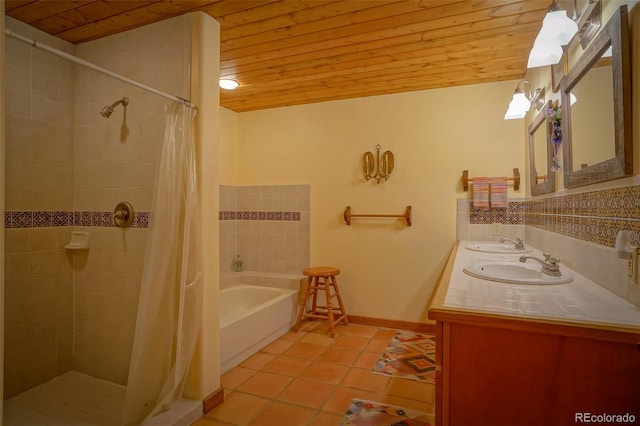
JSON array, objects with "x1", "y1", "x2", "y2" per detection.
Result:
[{"x1": 442, "y1": 322, "x2": 640, "y2": 426}]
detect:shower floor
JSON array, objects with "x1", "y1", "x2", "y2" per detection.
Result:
[
  {"x1": 4, "y1": 371, "x2": 125, "y2": 425},
  {"x1": 3, "y1": 371, "x2": 202, "y2": 426}
]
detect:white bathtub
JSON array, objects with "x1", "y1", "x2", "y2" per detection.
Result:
[{"x1": 220, "y1": 284, "x2": 298, "y2": 373}]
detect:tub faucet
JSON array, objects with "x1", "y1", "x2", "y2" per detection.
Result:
[
  {"x1": 519, "y1": 253, "x2": 561, "y2": 276},
  {"x1": 500, "y1": 237, "x2": 525, "y2": 250}
]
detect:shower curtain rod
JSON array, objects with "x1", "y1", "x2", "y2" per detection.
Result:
[{"x1": 4, "y1": 28, "x2": 196, "y2": 109}]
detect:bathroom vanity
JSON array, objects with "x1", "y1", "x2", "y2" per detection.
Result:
[{"x1": 428, "y1": 241, "x2": 640, "y2": 426}]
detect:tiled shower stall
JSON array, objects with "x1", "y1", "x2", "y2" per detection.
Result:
[{"x1": 4, "y1": 15, "x2": 190, "y2": 398}]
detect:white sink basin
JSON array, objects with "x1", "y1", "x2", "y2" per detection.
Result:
[
  {"x1": 463, "y1": 262, "x2": 573, "y2": 285},
  {"x1": 465, "y1": 243, "x2": 531, "y2": 254}
]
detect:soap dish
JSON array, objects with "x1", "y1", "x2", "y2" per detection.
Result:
[{"x1": 65, "y1": 231, "x2": 89, "y2": 250}]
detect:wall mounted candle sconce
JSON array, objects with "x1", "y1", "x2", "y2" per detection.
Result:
[{"x1": 363, "y1": 144, "x2": 394, "y2": 183}]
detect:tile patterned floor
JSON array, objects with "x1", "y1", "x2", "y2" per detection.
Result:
[{"x1": 192, "y1": 322, "x2": 435, "y2": 426}]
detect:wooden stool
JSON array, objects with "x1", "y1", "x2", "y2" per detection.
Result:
[{"x1": 293, "y1": 266, "x2": 348, "y2": 337}]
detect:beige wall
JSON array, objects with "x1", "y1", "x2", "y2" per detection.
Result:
[
  {"x1": 188, "y1": 10, "x2": 221, "y2": 400},
  {"x1": 221, "y1": 81, "x2": 525, "y2": 321}
]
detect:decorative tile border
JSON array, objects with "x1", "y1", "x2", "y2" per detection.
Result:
[
  {"x1": 525, "y1": 185, "x2": 640, "y2": 248},
  {"x1": 219, "y1": 210, "x2": 301, "y2": 221},
  {"x1": 468, "y1": 201, "x2": 525, "y2": 225},
  {"x1": 4, "y1": 210, "x2": 150, "y2": 229}
]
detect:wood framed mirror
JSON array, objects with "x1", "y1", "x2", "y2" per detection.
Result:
[
  {"x1": 561, "y1": 5, "x2": 632, "y2": 188},
  {"x1": 529, "y1": 101, "x2": 554, "y2": 196}
]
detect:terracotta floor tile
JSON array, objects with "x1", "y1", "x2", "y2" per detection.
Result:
[
  {"x1": 300, "y1": 361, "x2": 349, "y2": 385},
  {"x1": 354, "y1": 351, "x2": 381, "y2": 369},
  {"x1": 332, "y1": 335, "x2": 369, "y2": 351},
  {"x1": 339, "y1": 324, "x2": 378, "y2": 339},
  {"x1": 239, "y1": 352, "x2": 277, "y2": 370},
  {"x1": 190, "y1": 416, "x2": 234, "y2": 425},
  {"x1": 236, "y1": 371, "x2": 293, "y2": 399},
  {"x1": 297, "y1": 320, "x2": 332, "y2": 334},
  {"x1": 282, "y1": 342, "x2": 326, "y2": 360},
  {"x1": 321, "y1": 387, "x2": 382, "y2": 414},
  {"x1": 380, "y1": 394, "x2": 434, "y2": 416},
  {"x1": 364, "y1": 338, "x2": 392, "y2": 353},
  {"x1": 280, "y1": 330, "x2": 307, "y2": 342},
  {"x1": 277, "y1": 378, "x2": 335, "y2": 408},
  {"x1": 261, "y1": 339, "x2": 294, "y2": 354},
  {"x1": 386, "y1": 377, "x2": 435, "y2": 402},
  {"x1": 372, "y1": 329, "x2": 398, "y2": 341},
  {"x1": 194, "y1": 325, "x2": 436, "y2": 425},
  {"x1": 205, "y1": 391, "x2": 269, "y2": 425},
  {"x1": 262, "y1": 355, "x2": 311, "y2": 377},
  {"x1": 221, "y1": 367, "x2": 257, "y2": 390},
  {"x1": 299, "y1": 332, "x2": 335, "y2": 346},
  {"x1": 310, "y1": 411, "x2": 345, "y2": 426},
  {"x1": 316, "y1": 346, "x2": 359, "y2": 366},
  {"x1": 342, "y1": 367, "x2": 390, "y2": 393},
  {"x1": 250, "y1": 402, "x2": 316, "y2": 426}
]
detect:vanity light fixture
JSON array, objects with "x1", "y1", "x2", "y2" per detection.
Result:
[
  {"x1": 527, "y1": 0, "x2": 578, "y2": 68},
  {"x1": 219, "y1": 78, "x2": 239, "y2": 90},
  {"x1": 504, "y1": 80, "x2": 545, "y2": 120}
]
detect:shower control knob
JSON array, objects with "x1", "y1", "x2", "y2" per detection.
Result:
[{"x1": 113, "y1": 201, "x2": 135, "y2": 228}]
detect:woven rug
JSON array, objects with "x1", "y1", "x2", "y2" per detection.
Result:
[
  {"x1": 371, "y1": 331, "x2": 436, "y2": 384},
  {"x1": 339, "y1": 399, "x2": 432, "y2": 426}
]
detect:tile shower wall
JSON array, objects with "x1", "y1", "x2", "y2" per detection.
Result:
[
  {"x1": 72, "y1": 16, "x2": 189, "y2": 384},
  {"x1": 219, "y1": 185, "x2": 310, "y2": 288},
  {"x1": 4, "y1": 17, "x2": 75, "y2": 398}
]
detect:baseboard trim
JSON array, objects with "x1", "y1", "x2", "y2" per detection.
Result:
[
  {"x1": 348, "y1": 315, "x2": 436, "y2": 334},
  {"x1": 203, "y1": 386, "x2": 224, "y2": 414}
]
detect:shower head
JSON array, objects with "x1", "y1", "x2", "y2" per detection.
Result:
[{"x1": 100, "y1": 97, "x2": 129, "y2": 118}]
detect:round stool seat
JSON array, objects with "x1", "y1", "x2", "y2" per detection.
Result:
[{"x1": 303, "y1": 266, "x2": 340, "y2": 277}]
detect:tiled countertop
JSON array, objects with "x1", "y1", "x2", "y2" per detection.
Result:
[{"x1": 441, "y1": 241, "x2": 640, "y2": 330}]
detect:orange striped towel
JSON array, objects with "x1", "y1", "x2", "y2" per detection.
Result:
[
  {"x1": 491, "y1": 177, "x2": 508, "y2": 208},
  {"x1": 472, "y1": 177, "x2": 490, "y2": 210}
]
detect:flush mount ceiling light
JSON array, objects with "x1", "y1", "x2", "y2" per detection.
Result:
[
  {"x1": 504, "y1": 80, "x2": 545, "y2": 120},
  {"x1": 527, "y1": 0, "x2": 578, "y2": 68},
  {"x1": 219, "y1": 78, "x2": 239, "y2": 90}
]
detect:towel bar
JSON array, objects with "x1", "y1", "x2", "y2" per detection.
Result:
[
  {"x1": 343, "y1": 206, "x2": 412, "y2": 226},
  {"x1": 462, "y1": 168, "x2": 520, "y2": 191}
]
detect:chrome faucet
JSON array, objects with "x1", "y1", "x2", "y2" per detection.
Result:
[
  {"x1": 519, "y1": 253, "x2": 561, "y2": 276},
  {"x1": 500, "y1": 237, "x2": 525, "y2": 250}
]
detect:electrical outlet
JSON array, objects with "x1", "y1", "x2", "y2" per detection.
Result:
[
  {"x1": 492, "y1": 222, "x2": 502, "y2": 236},
  {"x1": 627, "y1": 248, "x2": 639, "y2": 285}
]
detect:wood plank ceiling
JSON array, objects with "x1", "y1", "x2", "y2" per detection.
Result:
[{"x1": 4, "y1": 1, "x2": 550, "y2": 112}]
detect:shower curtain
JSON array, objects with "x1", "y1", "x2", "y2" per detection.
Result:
[{"x1": 123, "y1": 102, "x2": 203, "y2": 425}]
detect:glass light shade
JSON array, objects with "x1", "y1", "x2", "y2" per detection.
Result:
[
  {"x1": 504, "y1": 108, "x2": 527, "y2": 120},
  {"x1": 504, "y1": 92, "x2": 531, "y2": 120},
  {"x1": 527, "y1": 34, "x2": 563, "y2": 68},
  {"x1": 570, "y1": 92, "x2": 577, "y2": 105},
  {"x1": 219, "y1": 78, "x2": 239, "y2": 90},
  {"x1": 541, "y1": 10, "x2": 578, "y2": 46}
]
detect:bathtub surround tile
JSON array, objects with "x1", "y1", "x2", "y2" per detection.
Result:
[
  {"x1": 200, "y1": 324, "x2": 435, "y2": 426},
  {"x1": 219, "y1": 184, "x2": 310, "y2": 275}
]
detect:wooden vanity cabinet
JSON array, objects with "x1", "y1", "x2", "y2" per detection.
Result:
[
  {"x1": 428, "y1": 243, "x2": 640, "y2": 426},
  {"x1": 430, "y1": 313, "x2": 640, "y2": 426}
]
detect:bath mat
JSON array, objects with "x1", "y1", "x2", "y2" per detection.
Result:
[
  {"x1": 371, "y1": 331, "x2": 436, "y2": 384},
  {"x1": 339, "y1": 399, "x2": 432, "y2": 426}
]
